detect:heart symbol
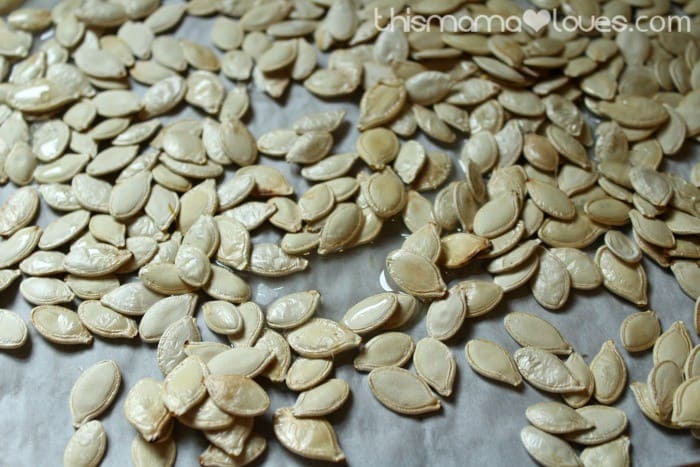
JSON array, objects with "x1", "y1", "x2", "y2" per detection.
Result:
[{"x1": 522, "y1": 9, "x2": 551, "y2": 33}]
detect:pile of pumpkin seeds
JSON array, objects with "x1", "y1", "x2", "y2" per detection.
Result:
[{"x1": 2, "y1": 0, "x2": 700, "y2": 465}]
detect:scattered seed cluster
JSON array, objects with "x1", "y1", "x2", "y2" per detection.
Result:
[{"x1": 1, "y1": 0, "x2": 700, "y2": 465}]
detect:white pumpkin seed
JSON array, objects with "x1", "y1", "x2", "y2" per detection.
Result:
[
  {"x1": 63, "y1": 420, "x2": 107, "y2": 467},
  {"x1": 590, "y1": 340, "x2": 627, "y2": 405},
  {"x1": 274, "y1": 407, "x2": 345, "y2": 462},
  {"x1": 31, "y1": 305, "x2": 92, "y2": 345},
  {"x1": 514, "y1": 347, "x2": 584, "y2": 393},
  {"x1": 70, "y1": 360, "x2": 121, "y2": 427},
  {"x1": 0, "y1": 309, "x2": 27, "y2": 349},
  {"x1": 124, "y1": 378, "x2": 172, "y2": 442},
  {"x1": 520, "y1": 426, "x2": 580, "y2": 467}
]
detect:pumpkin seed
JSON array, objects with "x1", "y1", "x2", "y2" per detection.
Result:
[
  {"x1": 520, "y1": 426, "x2": 580, "y2": 467},
  {"x1": 162, "y1": 356, "x2": 209, "y2": 416},
  {"x1": 413, "y1": 337, "x2": 456, "y2": 397},
  {"x1": 426, "y1": 292, "x2": 466, "y2": 341},
  {"x1": 526, "y1": 402, "x2": 594, "y2": 435},
  {"x1": 266, "y1": 290, "x2": 320, "y2": 330},
  {"x1": 368, "y1": 366, "x2": 440, "y2": 415},
  {"x1": 203, "y1": 417, "x2": 254, "y2": 458},
  {"x1": 0, "y1": 309, "x2": 27, "y2": 349},
  {"x1": 204, "y1": 374, "x2": 269, "y2": 417},
  {"x1": 620, "y1": 310, "x2": 660, "y2": 353},
  {"x1": 139, "y1": 294, "x2": 197, "y2": 343},
  {"x1": 473, "y1": 191, "x2": 520, "y2": 238},
  {"x1": 274, "y1": 407, "x2": 345, "y2": 462},
  {"x1": 0, "y1": 186, "x2": 38, "y2": 236},
  {"x1": 287, "y1": 318, "x2": 360, "y2": 358},
  {"x1": 465, "y1": 339, "x2": 521, "y2": 387},
  {"x1": 527, "y1": 179, "x2": 576, "y2": 221},
  {"x1": 648, "y1": 360, "x2": 683, "y2": 421},
  {"x1": 70, "y1": 360, "x2": 121, "y2": 427},
  {"x1": 580, "y1": 436, "x2": 630, "y2": 467},
  {"x1": 356, "y1": 127, "x2": 399, "y2": 170},
  {"x1": 654, "y1": 321, "x2": 693, "y2": 369},
  {"x1": 63, "y1": 420, "x2": 107, "y2": 467},
  {"x1": 65, "y1": 243, "x2": 132, "y2": 278},
  {"x1": 131, "y1": 435, "x2": 176, "y2": 467},
  {"x1": 66, "y1": 275, "x2": 119, "y2": 301},
  {"x1": 550, "y1": 248, "x2": 602, "y2": 290},
  {"x1": 77, "y1": 300, "x2": 137, "y2": 340},
  {"x1": 20, "y1": 276, "x2": 74, "y2": 305},
  {"x1": 286, "y1": 358, "x2": 333, "y2": 392},
  {"x1": 207, "y1": 347, "x2": 272, "y2": 378},
  {"x1": 514, "y1": 347, "x2": 584, "y2": 393},
  {"x1": 670, "y1": 260, "x2": 700, "y2": 300},
  {"x1": 590, "y1": 340, "x2": 627, "y2": 405},
  {"x1": 595, "y1": 246, "x2": 648, "y2": 307},
  {"x1": 504, "y1": 312, "x2": 572, "y2": 355},
  {"x1": 386, "y1": 249, "x2": 446, "y2": 299},
  {"x1": 156, "y1": 316, "x2": 200, "y2": 375},
  {"x1": 293, "y1": 378, "x2": 349, "y2": 418},
  {"x1": 531, "y1": 248, "x2": 571, "y2": 310},
  {"x1": 202, "y1": 301, "x2": 242, "y2": 336},
  {"x1": 255, "y1": 328, "x2": 292, "y2": 382},
  {"x1": 31, "y1": 305, "x2": 92, "y2": 345},
  {"x1": 124, "y1": 378, "x2": 172, "y2": 442}
]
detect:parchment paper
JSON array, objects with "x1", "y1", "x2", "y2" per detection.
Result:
[{"x1": 1, "y1": 2, "x2": 700, "y2": 466}]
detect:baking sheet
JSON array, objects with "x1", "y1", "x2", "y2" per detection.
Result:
[{"x1": 2, "y1": 2, "x2": 700, "y2": 466}]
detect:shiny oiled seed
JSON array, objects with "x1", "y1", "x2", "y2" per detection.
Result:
[
  {"x1": 549, "y1": 247, "x2": 602, "y2": 291},
  {"x1": 20, "y1": 276, "x2": 74, "y2": 305},
  {"x1": 227, "y1": 302, "x2": 265, "y2": 347},
  {"x1": 672, "y1": 376, "x2": 700, "y2": 428}
]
